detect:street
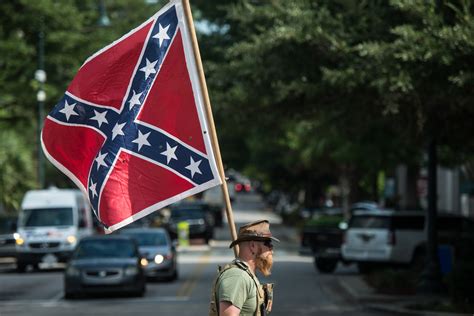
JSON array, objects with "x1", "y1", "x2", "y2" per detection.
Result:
[{"x1": 0, "y1": 193, "x2": 398, "y2": 316}]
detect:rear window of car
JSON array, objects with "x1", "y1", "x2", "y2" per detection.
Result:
[
  {"x1": 392, "y1": 216, "x2": 424, "y2": 230},
  {"x1": 349, "y1": 216, "x2": 391, "y2": 229},
  {"x1": 171, "y1": 208, "x2": 205, "y2": 220},
  {"x1": 123, "y1": 232, "x2": 168, "y2": 246}
]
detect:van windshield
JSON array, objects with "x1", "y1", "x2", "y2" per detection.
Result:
[{"x1": 21, "y1": 208, "x2": 74, "y2": 227}]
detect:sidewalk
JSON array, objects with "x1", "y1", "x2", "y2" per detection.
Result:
[{"x1": 337, "y1": 275, "x2": 471, "y2": 316}]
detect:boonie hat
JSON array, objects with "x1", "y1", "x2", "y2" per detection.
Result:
[{"x1": 229, "y1": 219, "x2": 280, "y2": 248}]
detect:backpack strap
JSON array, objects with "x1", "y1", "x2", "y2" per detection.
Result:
[{"x1": 210, "y1": 259, "x2": 264, "y2": 316}]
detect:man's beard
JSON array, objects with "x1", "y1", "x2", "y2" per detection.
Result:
[{"x1": 256, "y1": 250, "x2": 273, "y2": 276}]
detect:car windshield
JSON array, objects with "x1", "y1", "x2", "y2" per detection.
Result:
[
  {"x1": 123, "y1": 232, "x2": 168, "y2": 247},
  {"x1": 0, "y1": 217, "x2": 16, "y2": 234},
  {"x1": 20, "y1": 208, "x2": 73, "y2": 227},
  {"x1": 350, "y1": 216, "x2": 390, "y2": 229},
  {"x1": 171, "y1": 208, "x2": 205, "y2": 220},
  {"x1": 74, "y1": 239, "x2": 136, "y2": 259}
]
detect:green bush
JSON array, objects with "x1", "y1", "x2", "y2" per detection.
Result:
[{"x1": 447, "y1": 260, "x2": 474, "y2": 309}]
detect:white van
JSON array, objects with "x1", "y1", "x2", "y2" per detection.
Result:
[{"x1": 15, "y1": 188, "x2": 93, "y2": 272}]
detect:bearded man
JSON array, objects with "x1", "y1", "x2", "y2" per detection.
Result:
[{"x1": 209, "y1": 220, "x2": 278, "y2": 316}]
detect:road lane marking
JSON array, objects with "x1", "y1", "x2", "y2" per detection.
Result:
[{"x1": 176, "y1": 253, "x2": 210, "y2": 297}]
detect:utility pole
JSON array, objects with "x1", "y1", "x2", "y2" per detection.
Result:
[
  {"x1": 417, "y1": 138, "x2": 443, "y2": 293},
  {"x1": 35, "y1": 16, "x2": 46, "y2": 189}
]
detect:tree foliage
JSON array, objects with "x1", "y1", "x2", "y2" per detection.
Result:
[
  {"x1": 1, "y1": 0, "x2": 473, "y2": 210},
  {"x1": 0, "y1": 0, "x2": 168, "y2": 211},
  {"x1": 195, "y1": 0, "x2": 474, "y2": 203}
]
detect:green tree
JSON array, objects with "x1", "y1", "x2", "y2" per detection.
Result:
[{"x1": 0, "y1": 0, "x2": 166, "y2": 210}]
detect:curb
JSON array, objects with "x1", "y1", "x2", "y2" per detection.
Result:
[
  {"x1": 337, "y1": 277, "x2": 471, "y2": 316},
  {"x1": 367, "y1": 303, "x2": 472, "y2": 316}
]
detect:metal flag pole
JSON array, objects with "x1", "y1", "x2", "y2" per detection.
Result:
[{"x1": 181, "y1": 0, "x2": 239, "y2": 257}]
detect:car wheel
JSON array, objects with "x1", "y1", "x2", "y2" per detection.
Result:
[
  {"x1": 357, "y1": 263, "x2": 373, "y2": 274},
  {"x1": 16, "y1": 262, "x2": 27, "y2": 273},
  {"x1": 411, "y1": 249, "x2": 426, "y2": 272},
  {"x1": 314, "y1": 257, "x2": 338, "y2": 274},
  {"x1": 135, "y1": 285, "x2": 146, "y2": 297},
  {"x1": 171, "y1": 270, "x2": 178, "y2": 281}
]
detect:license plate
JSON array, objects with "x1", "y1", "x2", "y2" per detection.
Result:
[{"x1": 42, "y1": 254, "x2": 58, "y2": 264}]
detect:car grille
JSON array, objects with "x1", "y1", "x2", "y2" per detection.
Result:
[
  {"x1": 86, "y1": 269, "x2": 120, "y2": 278},
  {"x1": 29, "y1": 242, "x2": 61, "y2": 249},
  {"x1": 0, "y1": 238, "x2": 15, "y2": 245}
]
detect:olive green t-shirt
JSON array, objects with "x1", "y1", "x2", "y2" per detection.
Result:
[{"x1": 216, "y1": 266, "x2": 260, "y2": 316}]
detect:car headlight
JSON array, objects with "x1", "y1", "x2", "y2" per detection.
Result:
[
  {"x1": 154, "y1": 254, "x2": 164, "y2": 264},
  {"x1": 66, "y1": 235, "x2": 77, "y2": 245},
  {"x1": 14, "y1": 233, "x2": 25, "y2": 246},
  {"x1": 66, "y1": 266, "x2": 80, "y2": 277},
  {"x1": 140, "y1": 258, "x2": 149, "y2": 267},
  {"x1": 124, "y1": 266, "x2": 139, "y2": 276}
]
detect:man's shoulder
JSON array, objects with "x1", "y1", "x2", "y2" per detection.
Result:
[{"x1": 220, "y1": 265, "x2": 250, "y2": 277}]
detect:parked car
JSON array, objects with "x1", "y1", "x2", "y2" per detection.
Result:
[
  {"x1": 165, "y1": 203, "x2": 215, "y2": 243},
  {"x1": 0, "y1": 215, "x2": 17, "y2": 258},
  {"x1": 341, "y1": 209, "x2": 474, "y2": 273},
  {"x1": 119, "y1": 228, "x2": 178, "y2": 281},
  {"x1": 64, "y1": 235, "x2": 146, "y2": 298},
  {"x1": 202, "y1": 184, "x2": 235, "y2": 204},
  {"x1": 300, "y1": 209, "x2": 346, "y2": 273},
  {"x1": 202, "y1": 186, "x2": 234, "y2": 226}
]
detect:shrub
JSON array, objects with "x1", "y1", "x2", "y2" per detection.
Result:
[
  {"x1": 447, "y1": 260, "x2": 474, "y2": 309},
  {"x1": 364, "y1": 268, "x2": 417, "y2": 295}
]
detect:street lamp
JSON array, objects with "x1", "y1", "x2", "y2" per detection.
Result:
[
  {"x1": 35, "y1": 2, "x2": 110, "y2": 189},
  {"x1": 97, "y1": 0, "x2": 111, "y2": 27},
  {"x1": 36, "y1": 17, "x2": 46, "y2": 189}
]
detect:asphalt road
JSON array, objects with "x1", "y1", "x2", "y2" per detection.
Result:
[{"x1": 0, "y1": 192, "x2": 399, "y2": 316}]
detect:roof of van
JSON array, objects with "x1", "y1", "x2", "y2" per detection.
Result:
[{"x1": 21, "y1": 188, "x2": 84, "y2": 209}]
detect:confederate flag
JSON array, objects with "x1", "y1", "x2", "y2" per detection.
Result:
[{"x1": 41, "y1": 0, "x2": 221, "y2": 232}]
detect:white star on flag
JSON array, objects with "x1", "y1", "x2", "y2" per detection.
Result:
[
  {"x1": 90, "y1": 110, "x2": 108, "y2": 127},
  {"x1": 132, "y1": 130, "x2": 151, "y2": 151},
  {"x1": 161, "y1": 142, "x2": 178, "y2": 164},
  {"x1": 139, "y1": 58, "x2": 158, "y2": 79},
  {"x1": 59, "y1": 100, "x2": 78, "y2": 121},
  {"x1": 185, "y1": 157, "x2": 202, "y2": 178},
  {"x1": 152, "y1": 23, "x2": 170, "y2": 47},
  {"x1": 95, "y1": 152, "x2": 108, "y2": 170},
  {"x1": 112, "y1": 122, "x2": 126, "y2": 140},
  {"x1": 128, "y1": 90, "x2": 143, "y2": 109},
  {"x1": 89, "y1": 181, "x2": 98, "y2": 198}
]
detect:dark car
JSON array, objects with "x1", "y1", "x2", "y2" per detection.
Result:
[
  {"x1": 119, "y1": 228, "x2": 178, "y2": 281},
  {"x1": 165, "y1": 203, "x2": 214, "y2": 243},
  {"x1": 64, "y1": 235, "x2": 146, "y2": 299},
  {"x1": 0, "y1": 215, "x2": 17, "y2": 258},
  {"x1": 300, "y1": 209, "x2": 346, "y2": 273}
]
